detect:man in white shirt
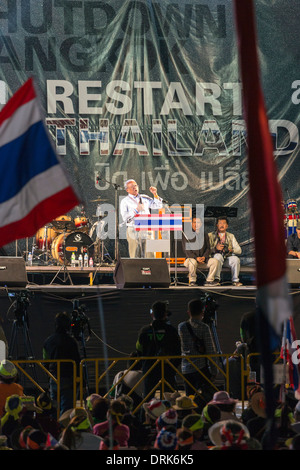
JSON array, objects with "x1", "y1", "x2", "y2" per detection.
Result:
[{"x1": 120, "y1": 179, "x2": 163, "y2": 258}]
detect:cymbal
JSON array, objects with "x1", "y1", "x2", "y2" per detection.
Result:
[{"x1": 90, "y1": 198, "x2": 108, "y2": 202}]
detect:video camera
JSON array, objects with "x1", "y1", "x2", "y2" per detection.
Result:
[
  {"x1": 71, "y1": 300, "x2": 91, "y2": 341},
  {"x1": 201, "y1": 293, "x2": 219, "y2": 325}
]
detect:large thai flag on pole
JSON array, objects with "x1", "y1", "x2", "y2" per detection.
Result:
[
  {"x1": 0, "y1": 78, "x2": 80, "y2": 247},
  {"x1": 233, "y1": 0, "x2": 292, "y2": 446}
]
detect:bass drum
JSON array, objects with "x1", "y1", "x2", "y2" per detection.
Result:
[
  {"x1": 51, "y1": 231, "x2": 94, "y2": 265},
  {"x1": 35, "y1": 226, "x2": 57, "y2": 250}
]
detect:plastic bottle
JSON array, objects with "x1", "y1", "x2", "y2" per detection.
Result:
[
  {"x1": 71, "y1": 252, "x2": 76, "y2": 267},
  {"x1": 89, "y1": 257, "x2": 94, "y2": 267},
  {"x1": 78, "y1": 254, "x2": 83, "y2": 268},
  {"x1": 27, "y1": 252, "x2": 33, "y2": 266},
  {"x1": 84, "y1": 253, "x2": 88, "y2": 267}
]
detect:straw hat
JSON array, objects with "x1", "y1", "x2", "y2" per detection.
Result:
[{"x1": 173, "y1": 396, "x2": 198, "y2": 411}]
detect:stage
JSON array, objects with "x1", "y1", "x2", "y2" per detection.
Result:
[{"x1": 0, "y1": 262, "x2": 299, "y2": 363}]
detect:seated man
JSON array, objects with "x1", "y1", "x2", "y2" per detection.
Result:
[
  {"x1": 182, "y1": 216, "x2": 219, "y2": 287},
  {"x1": 208, "y1": 216, "x2": 242, "y2": 287},
  {"x1": 286, "y1": 220, "x2": 300, "y2": 258}
]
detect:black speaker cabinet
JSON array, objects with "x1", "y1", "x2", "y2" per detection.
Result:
[
  {"x1": 113, "y1": 258, "x2": 170, "y2": 288},
  {"x1": 0, "y1": 257, "x2": 28, "y2": 287},
  {"x1": 286, "y1": 259, "x2": 300, "y2": 285}
]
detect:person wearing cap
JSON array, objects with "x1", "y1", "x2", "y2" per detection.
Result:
[
  {"x1": 135, "y1": 300, "x2": 181, "y2": 399},
  {"x1": 42, "y1": 312, "x2": 81, "y2": 415},
  {"x1": 181, "y1": 413, "x2": 208, "y2": 450},
  {"x1": 178, "y1": 298, "x2": 217, "y2": 398},
  {"x1": 120, "y1": 179, "x2": 163, "y2": 258},
  {"x1": 0, "y1": 359, "x2": 24, "y2": 417},
  {"x1": 286, "y1": 220, "x2": 300, "y2": 258}
]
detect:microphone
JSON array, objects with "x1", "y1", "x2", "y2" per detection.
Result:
[{"x1": 139, "y1": 196, "x2": 143, "y2": 205}]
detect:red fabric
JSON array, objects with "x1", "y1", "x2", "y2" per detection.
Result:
[{"x1": 233, "y1": 0, "x2": 286, "y2": 287}]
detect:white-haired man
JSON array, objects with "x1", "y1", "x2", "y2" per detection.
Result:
[{"x1": 120, "y1": 179, "x2": 163, "y2": 258}]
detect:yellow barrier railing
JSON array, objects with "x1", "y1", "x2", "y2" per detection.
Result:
[{"x1": 8, "y1": 352, "x2": 281, "y2": 418}]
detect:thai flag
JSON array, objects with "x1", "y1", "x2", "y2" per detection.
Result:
[
  {"x1": 0, "y1": 77, "x2": 79, "y2": 247},
  {"x1": 134, "y1": 213, "x2": 183, "y2": 231},
  {"x1": 234, "y1": 0, "x2": 292, "y2": 445},
  {"x1": 281, "y1": 317, "x2": 300, "y2": 392}
]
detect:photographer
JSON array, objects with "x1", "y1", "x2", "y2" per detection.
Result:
[
  {"x1": 178, "y1": 298, "x2": 217, "y2": 398},
  {"x1": 42, "y1": 312, "x2": 81, "y2": 415},
  {"x1": 208, "y1": 217, "x2": 242, "y2": 287}
]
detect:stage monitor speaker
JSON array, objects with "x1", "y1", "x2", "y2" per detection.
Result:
[
  {"x1": 114, "y1": 258, "x2": 170, "y2": 288},
  {"x1": 0, "y1": 257, "x2": 28, "y2": 287},
  {"x1": 286, "y1": 259, "x2": 300, "y2": 285}
]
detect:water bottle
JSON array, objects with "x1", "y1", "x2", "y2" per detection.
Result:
[
  {"x1": 78, "y1": 254, "x2": 83, "y2": 268},
  {"x1": 84, "y1": 253, "x2": 88, "y2": 267},
  {"x1": 27, "y1": 252, "x2": 33, "y2": 266},
  {"x1": 89, "y1": 257, "x2": 94, "y2": 267},
  {"x1": 71, "y1": 252, "x2": 76, "y2": 267}
]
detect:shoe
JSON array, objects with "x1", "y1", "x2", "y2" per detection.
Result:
[
  {"x1": 232, "y1": 281, "x2": 243, "y2": 287},
  {"x1": 189, "y1": 282, "x2": 197, "y2": 287},
  {"x1": 204, "y1": 280, "x2": 220, "y2": 287}
]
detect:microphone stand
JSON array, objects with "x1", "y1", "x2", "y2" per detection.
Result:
[{"x1": 96, "y1": 174, "x2": 121, "y2": 263}]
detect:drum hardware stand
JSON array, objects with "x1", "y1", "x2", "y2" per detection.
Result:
[
  {"x1": 50, "y1": 222, "x2": 74, "y2": 285},
  {"x1": 96, "y1": 173, "x2": 121, "y2": 262}
]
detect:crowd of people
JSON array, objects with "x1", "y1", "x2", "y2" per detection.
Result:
[
  {"x1": 0, "y1": 360, "x2": 300, "y2": 451},
  {"x1": 0, "y1": 295, "x2": 300, "y2": 451}
]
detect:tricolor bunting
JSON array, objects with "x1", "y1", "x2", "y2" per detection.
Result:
[
  {"x1": 134, "y1": 214, "x2": 183, "y2": 231},
  {"x1": 233, "y1": 0, "x2": 292, "y2": 442},
  {"x1": 0, "y1": 77, "x2": 79, "y2": 248}
]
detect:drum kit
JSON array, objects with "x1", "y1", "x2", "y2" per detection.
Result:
[{"x1": 30, "y1": 200, "x2": 111, "y2": 268}]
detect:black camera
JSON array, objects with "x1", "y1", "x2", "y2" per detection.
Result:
[
  {"x1": 71, "y1": 300, "x2": 91, "y2": 341},
  {"x1": 201, "y1": 293, "x2": 218, "y2": 324}
]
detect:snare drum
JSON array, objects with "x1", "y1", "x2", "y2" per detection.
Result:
[
  {"x1": 54, "y1": 215, "x2": 73, "y2": 233},
  {"x1": 35, "y1": 226, "x2": 57, "y2": 250},
  {"x1": 51, "y1": 231, "x2": 94, "y2": 265}
]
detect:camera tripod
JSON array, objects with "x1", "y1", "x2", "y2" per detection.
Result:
[{"x1": 8, "y1": 292, "x2": 37, "y2": 383}]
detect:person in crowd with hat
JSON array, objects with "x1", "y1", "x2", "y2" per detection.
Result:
[
  {"x1": 0, "y1": 360, "x2": 24, "y2": 417},
  {"x1": 172, "y1": 395, "x2": 198, "y2": 427},
  {"x1": 154, "y1": 427, "x2": 178, "y2": 450},
  {"x1": 208, "y1": 419, "x2": 251, "y2": 450},
  {"x1": 135, "y1": 300, "x2": 181, "y2": 399},
  {"x1": 176, "y1": 428, "x2": 194, "y2": 450},
  {"x1": 156, "y1": 407, "x2": 178, "y2": 433},
  {"x1": 93, "y1": 399, "x2": 130, "y2": 448},
  {"x1": 141, "y1": 398, "x2": 168, "y2": 448},
  {"x1": 241, "y1": 384, "x2": 267, "y2": 440},
  {"x1": 59, "y1": 409, "x2": 103, "y2": 450},
  {"x1": 42, "y1": 312, "x2": 81, "y2": 416},
  {"x1": 286, "y1": 220, "x2": 300, "y2": 258},
  {"x1": 178, "y1": 298, "x2": 217, "y2": 399},
  {"x1": 34, "y1": 390, "x2": 62, "y2": 439},
  {"x1": 181, "y1": 413, "x2": 208, "y2": 450},
  {"x1": 208, "y1": 391, "x2": 239, "y2": 422}
]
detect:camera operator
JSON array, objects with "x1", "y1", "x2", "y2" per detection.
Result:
[
  {"x1": 178, "y1": 298, "x2": 217, "y2": 400},
  {"x1": 42, "y1": 312, "x2": 81, "y2": 415}
]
